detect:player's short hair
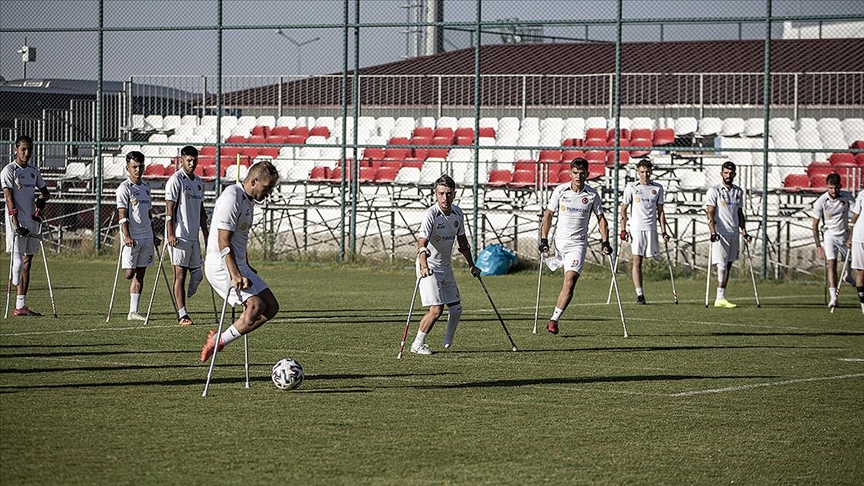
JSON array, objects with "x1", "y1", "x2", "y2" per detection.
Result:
[
  {"x1": 126, "y1": 151, "x2": 145, "y2": 164},
  {"x1": 433, "y1": 174, "x2": 456, "y2": 190},
  {"x1": 826, "y1": 172, "x2": 841, "y2": 186},
  {"x1": 721, "y1": 161, "x2": 736, "y2": 172},
  {"x1": 180, "y1": 145, "x2": 198, "y2": 157},
  {"x1": 14, "y1": 135, "x2": 33, "y2": 147},
  {"x1": 570, "y1": 157, "x2": 589, "y2": 171},
  {"x1": 636, "y1": 158, "x2": 653, "y2": 170},
  {"x1": 248, "y1": 159, "x2": 279, "y2": 182}
]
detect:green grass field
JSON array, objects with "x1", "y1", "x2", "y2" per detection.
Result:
[{"x1": 2, "y1": 256, "x2": 863, "y2": 485}]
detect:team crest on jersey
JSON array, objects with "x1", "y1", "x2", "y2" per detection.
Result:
[
  {"x1": 30, "y1": 173, "x2": 35, "y2": 179},
  {"x1": 651, "y1": 189, "x2": 657, "y2": 195},
  {"x1": 434, "y1": 235, "x2": 442, "y2": 242},
  {"x1": 240, "y1": 223, "x2": 248, "y2": 230},
  {"x1": 197, "y1": 184, "x2": 202, "y2": 191},
  {"x1": 582, "y1": 197, "x2": 588, "y2": 204},
  {"x1": 454, "y1": 221, "x2": 459, "y2": 228},
  {"x1": 131, "y1": 197, "x2": 139, "y2": 207},
  {"x1": 635, "y1": 197, "x2": 641, "y2": 203}
]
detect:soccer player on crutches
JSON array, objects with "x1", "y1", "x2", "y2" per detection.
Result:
[
  {"x1": 619, "y1": 159, "x2": 670, "y2": 305},
  {"x1": 165, "y1": 146, "x2": 210, "y2": 326},
  {"x1": 115, "y1": 151, "x2": 160, "y2": 321},
  {"x1": 2, "y1": 135, "x2": 51, "y2": 317},
  {"x1": 847, "y1": 191, "x2": 864, "y2": 316},
  {"x1": 810, "y1": 173, "x2": 854, "y2": 310},
  {"x1": 705, "y1": 161, "x2": 753, "y2": 309},
  {"x1": 199, "y1": 161, "x2": 281, "y2": 365},
  {"x1": 539, "y1": 157, "x2": 612, "y2": 335}
]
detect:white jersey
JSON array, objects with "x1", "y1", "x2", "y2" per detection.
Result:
[
  {"x1": 811, "y1": 190, "x2": 853, "y2": 238},
  {"x1": 622, "y1": 181, "x2": 664, "y2": 231},
  {"x1": 207, "y1": 183, "x2": 253, "y2": 265},
  {"x1": 115, "y1": 178, "x2": 153, "y2": 240},
  {"x1": 165, "y1": 170, "x2": 205, "y2": 240},
  {"x1": 705, "y1": 183, "x2": 744, "y2": 235},
  {"x1": 418, "y1": 203, "x2": 466, "y2": 269},
  {"x1": 546, "y1": 182, "x2": 604, "y2": 244},
  {"x1": 853, "y1": 191, "x2": 864, "y2": 243},
  {"x1": 1, "y1": 162, "x2": 46, "y2": 224}
]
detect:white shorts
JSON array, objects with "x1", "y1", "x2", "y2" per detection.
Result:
[
  {"x1": 822, "y1": 233, "x2": 848, "y2": 261},
  {"x1": 205, "y1": 260, "x2": 269, "y2": 306},
  {"x1": 169, "y1": 238, "x2": 203, "y2": 268},
  {"x1": 5, "y1": 220, "x2": 40, "y2": 255},
  {"x1": 416, "y1": 263, "x2": 460, "y2": 306},
  {"x1": 121, "y1": 238, "x2": 155, "y2": 269},
  {"x1": 711, "y1": 234, "x2": 740, "y2": 265},
  {"x1": 851, "y1": 241, "x2": 864, "y2": 271},
  {"x1": 630, "y1": 229, "x2": 660, "y2": 259},
  {"x1": 555, "y1": 240, "x2": 588, "y2": 274}
]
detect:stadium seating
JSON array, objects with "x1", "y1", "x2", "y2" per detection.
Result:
[{"x1": 782, "y1": 173, "x2": 810, "y2": 192}]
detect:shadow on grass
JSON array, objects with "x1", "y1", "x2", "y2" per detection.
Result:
[{"x1": 405, "y1": 374, "x2": 777, "y2": 390}]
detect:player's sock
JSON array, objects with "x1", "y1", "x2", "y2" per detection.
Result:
[
  {"x1": 220, "y1": 325, "x2": 242, "y2": 347},
  {"x1": 187, "y1": 267, "x2": 203, "y2": 298},
  {"x1": 716, "y1": 287, "x2": 725, "y2": 300},
  {"x1": 412, "y1": 330, "x2": 428, "y2": 347},
  {"x1": 857, "y1": 287, "x2": 864, "y2": 305},
  {"x1": 550, "y1": 307, "x2": 564, "y2": 321},
  {"x1": 717, "y1": 265, "x2": 727, "y2": 287},
  {"x1": 130, "y1": 293, "x2": 141, "y2": 313},
  {"x1": 177, "y1": 306, "x2": 188, "y2": 319},
  {"x1": 16, "y1": 295, "x2": 26, "y2": 310},
  {"x1": 636, "y1": 287, "x2": 644, "y2": 297}
]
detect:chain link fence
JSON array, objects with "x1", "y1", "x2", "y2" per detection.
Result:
[{"x1": 1, "y1": 0, "x2": 862, "y2": 278}]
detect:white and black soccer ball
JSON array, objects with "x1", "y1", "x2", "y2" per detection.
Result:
[{"x1": 271, "y1": 358, "x2": 305, "y2": 391}]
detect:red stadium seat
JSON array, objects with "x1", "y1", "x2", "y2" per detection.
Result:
[
  {"x1": 375, "y1": 167, "x2": 398, "y2": 183},
  {"x1": 510, "y1": 169, "x2": 536, "y2": 188},
  {"x1": 309, "y1": 166, "x2": 329, "y2": 182},
  {"x1": 606, "y1": 150, "x2": 630, "y2": 167},
  {"x1": 607, "y1": 129, "x2": 630, "y2": 141},
  {"x1": 265, "y1": 135, "x2": 287, "y2": 145},
  {"x1": 629, "y1": 138, "x2": 652, "y2": 157},
  {"x1": 630, "y1": 128, "x2": 652, "y2": 141},
  {"x1": 200, "y1": 166, "x2": 216, "y2": 181},
  {"x1": 561, "y1": 149, "x2": 585, "y2": 162},
  {"x1": 291, "y1": 126, "x2": 310, "y2": 138},
  {"x1": 478, "y1": 127, "x2": 495, "y2": 138},
  {"x1": 359, "y1": 167, "x2": 377, "y2": 183},
  {"x1": 144, "y1": 164, "x2": 166, "y2": 178},
  {"x1": 197, "y1": 156, "x2": 216, "y2": 168},
  {"x1": 270, "y1": 126, "x2": 291, "y2": 137},
  {"x1": 199, "y1": 146, "x2": 217, "y2": 157},
  {"x1": 809, "y1": 175, "x2": 828, "y2": 192},
  {"x1": 310, "y1": 126, "x2": 330, "y2": 138},
  {"x1": 454, "y1": 127, "x2": 474, "y2": 139},
  {"x1": 257, "y1": 147, "x2": 279, "y2": 159},
  {"x1": 588, "y1": 162, "x2": 605, "y2": 180},
  {"x1": 251, "y1": 125, "x2": 269, "y2": 138},
  {"x1": 584, "y1": 150, "x2": 606, "y2": 164},
  {"x1": 782, "y1": 174, "x2": 810, "y2": 192},
  {"x1": 653, "y1": 128, "x2": 676, "y2": 146},
  {"x1": 363, "y1": 147, "x2": 385, "y2": 161},
  {"x1": 246, "y1": 135, "x2": 266, "y2": 145},
  {"x1": 413, "y1": 127, "x2": 434, "y2": 138},
  {"x1": 849, "y1": 140, "x2": 864, "y2": 150},
  {"x1": 285, "y1": 134, "x2": 307, "y2": 145},
  {"x1": 430, "y1": 136, "x2": 452, "y2": 146},
  {"x1": 558, "y1": 170, "x2": 572, "y2": 183},
  {"x1": 514, "y1": 161, "x2": 536, "y2": 173},
  {"x1": 487, "y1": 169, "x2": 511, "y2": 187},
  {"x1": 225, "y1": 135, "x2": 245, "y2": 144},
  {"x1": 807, "y1": 161, "x2": 833, "y2": 178},
  {"x1": 562, "y1": 138, "x2": 583, "y2": 147},
  {"x1": 585, "y1": 127, "x2": 607, "y2": 140},
  {"x1": 426, "y1": 147, "x2": 450, "y2": 159},
  {"x1": 384, "y1": 147, "x2": 410, "y2": 159},
  {"x1": 433, "y1": 127, "x2": 454, "y2": 140},
  {"x1": 538, "y1": 150, "x2": 562, "y2": 163},
  {"x1": 856, "y1": 153, "x2": 864, "y2": 166},
  {"x1": 454, "y1": 135, "x2": 473, "y2": 145},
  {"x1": 829, "y1": 152, "x2": 855, "y2": 166},
  {"x1": 239, "y1": 147, "x2": 258, "y2": 160},
  {"x1": 220, "y1": 147, "x2": 240, "y2": 158},
  {"x1": 584, "y1": 138, "x2": 607, "y2": 148}
]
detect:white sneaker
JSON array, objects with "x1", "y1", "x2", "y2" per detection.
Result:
[
  {"x1": 127, "y1": 311, "x2": 146, "y2": 321},
  {"x1": 410, "y1": 342, "x2": 432, "y2": 355}
]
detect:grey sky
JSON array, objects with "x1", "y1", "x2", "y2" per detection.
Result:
[{"x1": 1, "y1": 0, "x2": 862, "y2": 82}]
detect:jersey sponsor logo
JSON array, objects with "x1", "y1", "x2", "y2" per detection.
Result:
[
  {"x1": 720, "y1": 200, "x2": 726, "y2": 207},
  {"x1": 436, "y1": 223, "x2": 445, "y2": 229},
  {"x1": 240, "y1": 222, "x2": 248, "y2": 231},
  {"x1": 565, "y1": 206, "x2": 591, "y2": 213},
  {"x1": 131, "y1": 197, "x2": 139, "y2": 207},
  {"x1": 635, "y1": 197, "x2": 641, "y2": 203}
]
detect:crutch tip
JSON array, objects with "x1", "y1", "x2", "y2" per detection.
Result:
[
  {"x1": 396, "y1": 354, "x2": 403, "y2": 360},
  {"x1": 512, "y1": 346, "x2": 518, "y2": 352}
]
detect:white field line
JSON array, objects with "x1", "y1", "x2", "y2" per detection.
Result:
[
  {"x1": 667, "y1": 373, "x2": 864, "y2": 397},
  {"x1": 1, "y1": 324, "x2": 178, "y2": 337},
  {"x1": 838, "y1": 358, "x2": 864, "y2": 362}
]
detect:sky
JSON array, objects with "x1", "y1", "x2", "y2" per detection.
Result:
[{"x1": 1, "y1": 0, "x2": 862, "y2": 83}]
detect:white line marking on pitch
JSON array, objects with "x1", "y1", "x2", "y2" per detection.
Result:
[
  {"x1": 667, "y1": 373, "x2": 864, "y2": 397},
  {"x1": 838, "y1": 358, "x2": 864, "y2": 362},
  {"x1": 0, "y1": 324, "x2": 178, "y2": 337}
]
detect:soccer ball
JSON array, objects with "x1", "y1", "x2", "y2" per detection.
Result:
[{"x1": 271, "y1": 358, "x2": 305, "y2": 391}]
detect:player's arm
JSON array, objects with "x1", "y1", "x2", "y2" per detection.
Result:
[
  {"x1": 456, "y1": 234, "x2": 480, "y2": 278},
  {"x1": 596, "y1": 212, "x2": 611, "y2": 255},
  {"x1": 849, "y1": 212, "x2": 860, "y2": 248},
  {"x1": 738, "y1": 207, "x2": 751, "y2": 243},
  {"x1": 812, "y1": 216, "x2": 824, "y2": 259},
  {"x1": 416, "y1": 237, "x2": 432, "y2": 277},
  {"x1": 706, "y1": 205, "x2": 718, "y2": 241},
  {"x1": 149, "y1": 207, "x2": 161, "y2": 247},
  {"x1": 539, "y1": 209, "x2": 553, "y2": 254},
  {"x1": 165, "y1": 199, "x2": 178, "y2": 247},
  {"x1": 657, "y1": 203, "x2": 671, "y2": 242},
  {"x1": 217, "y1": 228, "x2": 249, "y2": 290},
  {"x1": 619, "y1": 201, "x2": 629, "y2": 241},
  {"x1": 117, "y1": 207, "x2": 134, "y2": 246},
  {"x1": 3, "y1": 187, "x2": 25, "y2": 236},
  {"x1": 199, "y1": 204, "x2": 210, "y2": 243}
]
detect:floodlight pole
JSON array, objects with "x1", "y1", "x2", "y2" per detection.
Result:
[{"x1": 275, "y1": 29, "x2": 321, "y2": 77}]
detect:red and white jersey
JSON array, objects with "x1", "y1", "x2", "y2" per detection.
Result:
[
  {"x1": 546, "y1": 182, "x2": 604, "y2": 244},
  {"x1": 115, "y1": 178, "x2": 153, "y2": 240},
  {"x1": 1, "y1": 162, "x2": 46, "y2": 224},
  {"x1": 418, "y1": 203, "x2": 466, "y2": 269},
  {"x1": 705, "y1": 183, "x2": 744, "y2": 235},
  {"x1": 207, "y1": 183, "x2": 253, "y2": 265},
  {"x1": 622, "y1": 181, "x2": 665, "y2": 231},
  {"x1": 853, "y1": 191, "x2": 864, "y2": 243},
  {"x1": 165, "y1": 170, "x2": 205, "y2": 240},
  {"x1": 811, "y1": 190, "x2": 853, "y2": 238}
]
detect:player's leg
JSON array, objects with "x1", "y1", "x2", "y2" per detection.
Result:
[
  {"x1": 714, "y1": 235, "x2": 738, "y2": 308},
  {"x1": 412, "y1": 305, "x2": 443, "y2": 354},
  {"x1": 186, "y1": 239, "x2": 204, "y2": 298},
  {"x1": 630, "y1": 230, "x2": 647, "y2": 304},
  {"x1": 13, "y1": 250, "x2": 41, "y2": 316},
  {"x1": 632, "y1": 255, "x2": 644, "y2": 303},
  {"x1": 173, "y1": 265, "x2": 192, "y2": 324},
  {"x1": 547, "y1": 270, "x2": 579, "y2": 334},
  {"x1": 824, "y1": 237, "x2": 840, "y2": 306},
  {"x1": 442, "y1": 300, "x2": 463, "y2": 349},
  {"x1": 410, "y1": 269, "x2": 445, "y2": 354},
  {"x1": 852, "y1": 241, "x2": 864, "y2": 315}
]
